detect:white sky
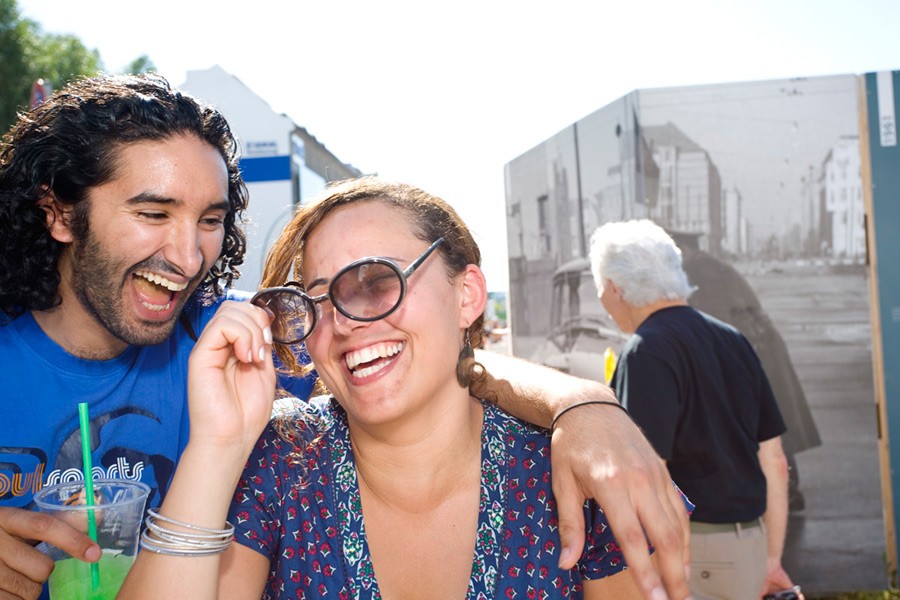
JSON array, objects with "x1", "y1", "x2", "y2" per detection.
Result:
[{"x1": 16, "y1": 0, "x2": 900, "y2": 291}]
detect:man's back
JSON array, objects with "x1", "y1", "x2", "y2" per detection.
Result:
[{"x1": 612, "y1": 305, "x2": 786, "y2": 522}]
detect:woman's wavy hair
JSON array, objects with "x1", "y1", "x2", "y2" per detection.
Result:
[
  {"x1": 0, "y1": 73, "x2": 248, "y2": 320},
  {"x1": 261, "y1": 176, "x2": 486, "y2": 395}
]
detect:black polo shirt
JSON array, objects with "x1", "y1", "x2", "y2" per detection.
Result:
[{"x1": 612, "y1": 306, "x2": 786, "y2": 523}]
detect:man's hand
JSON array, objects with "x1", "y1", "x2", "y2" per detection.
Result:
[
  {"x1": 762, "y1": 559, "x2": 796, "y2": 595},
  {"x1": 0, "y1": 506, "x2": 100, "y2": 599},
  {"x1": 551, "y1": 403, "x2": 691, "y2": 600},
  {"x1": 469, "y1": 350, "x2": 691, "y2": 598}
]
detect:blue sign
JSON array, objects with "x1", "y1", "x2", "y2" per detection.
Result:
[{"x1": 239, "y1": 155, "x2": 291, "y2": 183}]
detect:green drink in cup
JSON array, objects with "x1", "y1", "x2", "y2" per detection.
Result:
[
  {"x1": 34, "y1": 478, "x2": 150, "y2": 600},
  {"x1": 47, "y1": 552, "x2": 135, "y2": 598}
]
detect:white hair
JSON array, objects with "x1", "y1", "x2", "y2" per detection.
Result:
[{"x1": 589, "y1": 219, "x2": 695, "y2": 306}]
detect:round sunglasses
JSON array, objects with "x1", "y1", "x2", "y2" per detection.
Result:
[{"x1": 251, "y1": 238, "x2": 444, "y2": 344}]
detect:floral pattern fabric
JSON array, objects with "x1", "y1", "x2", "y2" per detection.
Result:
[{"x1": 229, "y1": 398, "x2": 629, "y2": 599}]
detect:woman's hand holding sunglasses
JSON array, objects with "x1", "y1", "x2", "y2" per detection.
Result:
[{"x1": 186, "y1": 300, "x2": 277, "y2": 456}]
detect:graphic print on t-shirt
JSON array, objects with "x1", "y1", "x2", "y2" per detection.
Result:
[{"x1": 0, "y1": 406, "x2": 174, "y2": 509}]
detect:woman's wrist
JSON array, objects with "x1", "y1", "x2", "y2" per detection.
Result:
[{"x1": 174, "y1": 443, "x2": 251, "y2": 500}]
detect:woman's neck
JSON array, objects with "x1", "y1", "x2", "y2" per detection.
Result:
[{"x1": 350, "y1": 396, "x2": 484, "y2": 512}]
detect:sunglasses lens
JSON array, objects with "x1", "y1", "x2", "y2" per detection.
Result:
[
  {"x1": 331, "y1": 262, "x2": 403, "y2": 320},
  {"x1": 252, "y1": 289, "x2": 314, "y2": 343}
]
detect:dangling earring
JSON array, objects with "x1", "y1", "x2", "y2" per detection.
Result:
[{"x1": 456, "y1": 330, "x2": 475, "y2": 388}]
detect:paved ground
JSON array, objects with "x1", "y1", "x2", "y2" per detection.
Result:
[{"x1": 748, "y1": 264, "x2": 889, "y2": 594}]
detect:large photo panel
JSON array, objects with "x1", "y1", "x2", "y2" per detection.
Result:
[{"x1": 504, "y1": 74, "x2": 885, "y2": 593}]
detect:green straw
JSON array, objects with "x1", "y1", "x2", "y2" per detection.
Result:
[{"x1": 77, "y1": 402, "x2": 101, "y2": 591}]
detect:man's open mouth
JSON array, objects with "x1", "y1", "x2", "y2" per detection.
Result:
[{"x1": 132, "y1": 269, "x2": 189, "y2": 312}]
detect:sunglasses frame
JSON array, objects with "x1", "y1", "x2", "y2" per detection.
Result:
[{"x1": 251, "y1": 238, "x2": 443, "y2": 344}]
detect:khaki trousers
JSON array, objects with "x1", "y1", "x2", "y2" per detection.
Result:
[{"x1": 688, "y1": 519, "x2": 767, "y2": 600}]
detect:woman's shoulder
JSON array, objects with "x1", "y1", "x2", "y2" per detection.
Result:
[
  {"x1": 482, "y1": 400, "x2": 549, "y2": 436},
  {"x1": 481, "y1": 401, "x2": 551, "y2": 463}
]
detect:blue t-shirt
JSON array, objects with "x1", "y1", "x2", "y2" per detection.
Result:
[
  {"x1": 230, "y1": 398, "x2": 631, "y2": 599},
  {"x1": 0, "y1": 290, "x2": 315, "y2": 511},
  {"x1": 2, "y1": 290, "x2": 316, "y2": 600}
]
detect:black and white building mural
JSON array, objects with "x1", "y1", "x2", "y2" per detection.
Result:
[{"x1": 505, "y1": 73, "x2": 883, "y2": 594}]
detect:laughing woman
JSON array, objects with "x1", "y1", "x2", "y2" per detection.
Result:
[{"x1": 121, "y1": 178, "x2": 680, "y2": 599}]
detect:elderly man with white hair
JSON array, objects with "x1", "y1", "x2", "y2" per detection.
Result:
[{"x1": 589, "y1": 219, "x2": 800, "y2": 600}]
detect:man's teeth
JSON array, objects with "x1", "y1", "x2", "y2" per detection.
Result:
[
  {"x1": 141, "y1": 300, "x2": 172, "y2": 311},
  {"x1": 345, "y1": 342, "x2": 404, "y2": 373},
  {"x1": 134, "y1": 270, "x2": 189, "y2": 292}
]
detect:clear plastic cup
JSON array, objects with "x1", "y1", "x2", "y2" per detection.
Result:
[{"x1": 34, "y1": 478, "x2": 150, "y2": 600}]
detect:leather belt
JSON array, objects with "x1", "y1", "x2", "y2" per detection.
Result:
[{"x1": 690, "y1": 519, "x2": 762, "y2": 534}]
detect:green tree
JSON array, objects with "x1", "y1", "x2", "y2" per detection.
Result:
[
  {"x1": 1, "y1": 0, "x2": 155, "y2": 134},
  {"x1": 0, "y1": 0, "x2": 102, "y2": 133},
  {"x1": 27, "y1": 31, "x2": 102, "y2": 88},
  {"x1": 125, "y1": 54, "x2": 156, "y2": 75},
  {"x1": 0, "y1": 0, "x2": 35, "y2": 134}
]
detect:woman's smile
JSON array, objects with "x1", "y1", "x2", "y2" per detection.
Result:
[{"x1": 345, "y1": 341, "x2": 406, "y2": 379}]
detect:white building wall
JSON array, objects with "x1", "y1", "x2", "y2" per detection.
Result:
[
  {"x1": 180, "y1": 65, "x2": 294, "y2": 291},
  {"x1": 823, "y1": 136, "x2": 864, "y2": 259},
  {"x1": 722, "y1": 187, "x2": 742, "y2": 255}
]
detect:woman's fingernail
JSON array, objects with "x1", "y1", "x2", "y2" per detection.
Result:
[
  {"x1": 263, "y1": 326, "x2": 273, "y2": 345},
  {"x1": 259, "y1": 347, "x2": 266, "y2": 361},
  {"x1": 247, "y1": 349, "x2": 253, "y2": 362}
]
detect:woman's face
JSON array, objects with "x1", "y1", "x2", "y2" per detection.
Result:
[{"x1": 301, "y1": 202, "x2": 470, "y2": 428}]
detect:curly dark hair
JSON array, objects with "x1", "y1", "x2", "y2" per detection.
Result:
[{"x1": 0, "y1": 73, "x2": 248, "y2": 320}]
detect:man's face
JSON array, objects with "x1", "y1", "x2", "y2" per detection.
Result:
[{"x1": 59, "y1": 134, "x2": 230, "y2": 350}]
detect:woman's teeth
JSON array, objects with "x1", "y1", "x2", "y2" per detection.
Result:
[{"x1": 346, "y1": 342, "x2": 404, "y2": 378}]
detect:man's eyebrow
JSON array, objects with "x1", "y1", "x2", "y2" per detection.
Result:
[
  {"x1": 125, "y1": 192, "x2": 178, "y2": 206},
  {"x1": 125, "y1": 193, "x2": 231, "y2": 212},
  {"x1": 205, "y1": 200, "x2": 232, "y2": 212}
]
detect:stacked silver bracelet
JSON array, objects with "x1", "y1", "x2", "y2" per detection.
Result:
[{"x1": 139, "y1": 508, "x2": 235, "y2": 556}]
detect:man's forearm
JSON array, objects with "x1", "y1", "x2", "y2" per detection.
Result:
[
  {"x1": 473, "y1": 349, "x2": 618, "y2": 428},
  {"x1": 759, "y1": 436, "x2": 790, "y2": 560}
]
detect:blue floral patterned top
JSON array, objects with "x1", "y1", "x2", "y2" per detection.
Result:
[{"x1": 229, "y1": 398, "x2": 630, "y2": 599}]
